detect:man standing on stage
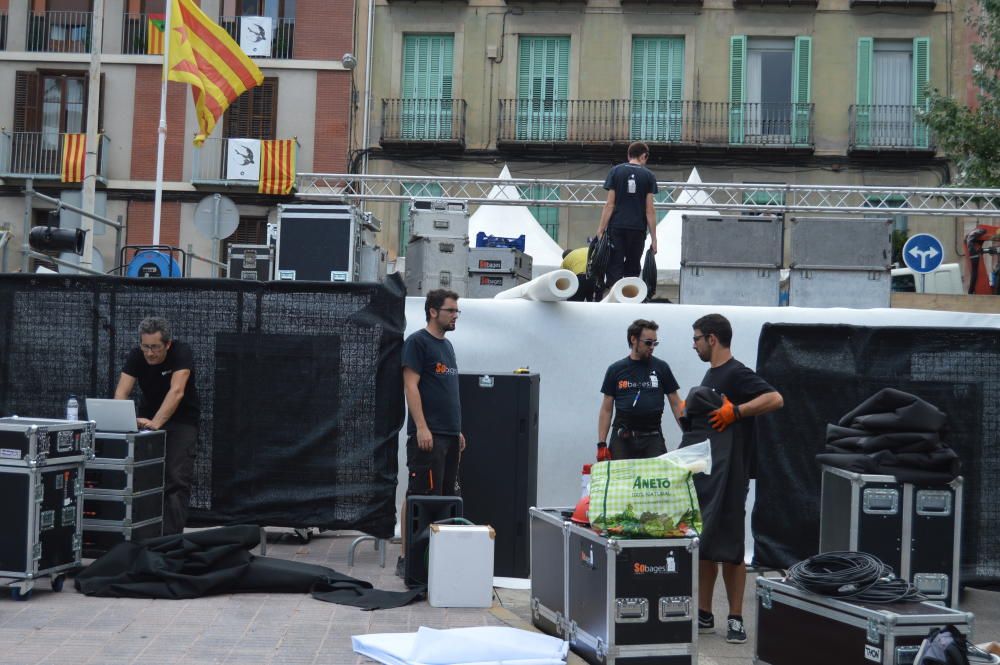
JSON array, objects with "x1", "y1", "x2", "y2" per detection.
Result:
[
  {"x1": 596, "y1": 141, "x2": 658, "y2": 288},
  {"x1": 691, "y1": 313, "x2": 783, "y2": 644},
  {"x1": 115, "y1": 316, "x2": 200, "y2": 536},
  {"x1": 597, "y1": 319, "x2": 683, "y2": 461}
]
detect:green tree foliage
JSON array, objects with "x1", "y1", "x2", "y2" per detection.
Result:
[{"x1": 923, "y1": 0, "x2": 1000, "y2": 187}]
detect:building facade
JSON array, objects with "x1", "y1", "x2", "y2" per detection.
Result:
[
  {"x1": 357, "y1": 0, "x2": 972, "y2": 264},
  {"x1": 0, "y1": 0, "x2": 354, "y2": 276}
]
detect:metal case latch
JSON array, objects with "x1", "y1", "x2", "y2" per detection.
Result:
[
  {"x1": 615, "y1": 598, "x2": 649, "y2": 623},
  {"x1": 760, "y1": 585, "x2": 772, "y2": 610},
  {"x1": 913, "y1": 573, "x2": 949, "y2": 598},
  {"x1": 895, "y1": 645, "x2": 920, "y2": 665},
  {"x1": 866, "y1": 618, "x2": 880, "y2": 644},
  {"x1": 658, "y1": 596, "x2": 691, "y2": 622},
  {"x1": 32, "y1": 543, "x2": 42, "y2": 561},
  {"x1": 55, "y1": 430, "x2": 75, "y2": 453},
  {"x1": 916, "y1": 490, "x2": 952, "y2": 516},
  {"x1": 40, "y1": 510, "x2": 55, "y2": 530},
  {"x1": 863, "y1": 488, "x2": 899, "y2": 514}
]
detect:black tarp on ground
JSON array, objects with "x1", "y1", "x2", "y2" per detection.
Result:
[
  {"x1": 0, "y1": 274, "x2": 405, "y2": 537},
  {"x1": 752, "y1": 324, "x2": 1000, "y2": 586}
]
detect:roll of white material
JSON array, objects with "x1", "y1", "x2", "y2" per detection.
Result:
[
  {"x1": 601, "y1": 277, "x2": 648, "y2": 304},
  {"x1": 493, "y1": 268, "x2": 578, "y2": 301}
]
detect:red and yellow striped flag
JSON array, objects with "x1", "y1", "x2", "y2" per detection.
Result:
[
  {"x1": 147, "y1": 13, "x2": 165, "y2": 55},
  {"x1": 258, "y1": 139, "x2": 297, "y2": 195},
  {"x1": 166, "y1": 0, "x2": 264, "y2": 146},
  {"x1": 61, "y1": 134, "x2": 86, "y2": 183}
]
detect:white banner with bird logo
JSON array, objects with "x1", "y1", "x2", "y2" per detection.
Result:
[
  {"x1": 240, "y1": 16, "x2": 272, "y2": 57},
  {"x1": 227, "y1": 138, "x2": 261, "y2": 181}
]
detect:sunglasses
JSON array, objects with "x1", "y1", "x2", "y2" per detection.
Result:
[{"x1": 640, "y1": 339, "x2": 659, "y2": 347}]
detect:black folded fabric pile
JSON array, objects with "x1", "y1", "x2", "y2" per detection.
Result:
[{"x1": 816, "y1": 387, "x2": 961, "y2": 483}]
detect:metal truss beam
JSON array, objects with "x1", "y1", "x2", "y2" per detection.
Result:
[{"x1": 296, "y1": 173, "x2": 1000, "y2": 217}]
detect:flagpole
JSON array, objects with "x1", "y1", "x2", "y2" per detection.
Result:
[{"x1": 152, "y1": 0, "x2": 174, "y2": 247}]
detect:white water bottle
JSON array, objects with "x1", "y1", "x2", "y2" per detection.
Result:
[{"x1": 65, "y1": 394, "x2": 79, "y2": 421}]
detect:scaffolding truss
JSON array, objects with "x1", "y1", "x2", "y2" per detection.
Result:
[{"x1": 296, "y1": 173, "x2": 1000, "y2": 217}]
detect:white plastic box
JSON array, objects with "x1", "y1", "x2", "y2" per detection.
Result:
[{"x1": 428, "y1": 524, "x2": 495, "y2": 608}]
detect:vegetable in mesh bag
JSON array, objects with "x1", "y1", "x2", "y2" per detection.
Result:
[{"x1": 589, "y1": 456, "x2": 702, "y2": 538}]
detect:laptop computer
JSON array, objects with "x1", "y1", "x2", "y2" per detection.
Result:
[{"x1": 85, "y1": 399, "x2": 139, "y2": 433}]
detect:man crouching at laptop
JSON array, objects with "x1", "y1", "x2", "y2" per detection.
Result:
[{"x1": 114, "y1": 316, "x2": 200, "y2": 536}]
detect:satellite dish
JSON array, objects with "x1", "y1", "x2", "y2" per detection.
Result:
[{"x1": 194, "y1": 193, "x2": 240, "y2": 240}]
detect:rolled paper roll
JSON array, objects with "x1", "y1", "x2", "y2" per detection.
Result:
[
  {"x1": 494, "y1": 269, "x2": 579, "y2": 301},
  {"x1": 601, "y1": 277, "x2": 648, "y2": 304}
]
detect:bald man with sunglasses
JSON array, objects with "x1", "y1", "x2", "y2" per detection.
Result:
[{"x1": 597, "y1": 319, "x2": 684, "y2": 461}]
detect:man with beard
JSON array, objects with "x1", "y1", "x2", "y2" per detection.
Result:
[
  {"x1": 690, "y1": 313, "x2": 783, "y2": 644},
  {"x1": 597, "y1": 319, "x2": 683, "y2": 461}
]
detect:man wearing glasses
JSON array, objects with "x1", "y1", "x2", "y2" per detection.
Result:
[
  {"x1": 690, "y1": 313, "x2": 783, "y2": 645},
  {"x1": 114, "y1": 316, "x2": 200, "y2": 535},
  {"x1": 597, "y1": 319, "x2": 683, "y2": 461}
]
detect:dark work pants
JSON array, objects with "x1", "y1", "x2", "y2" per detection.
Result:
[
  {"x1": 163, "y1": 422, "x2": 198, "y2": 535},
  {"x1": 606, "y1": 227, "x2": 647, "y2": 286},
  {"x1": 569, "y1": 274, "x2": 597, "y2": 302}
]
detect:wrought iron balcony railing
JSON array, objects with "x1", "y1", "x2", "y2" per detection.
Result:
[
  {"x1": 0, "y1": 131, "x2": 110, "y2": 181},
  {"x1": 381, "y1": 99, "x2": 467, "y2": 145},
  {"x1": 849, "y1": 105, "x2": 935, "y2": 151},
  {"x1": 496, "y1": 99, "x2": 814, "y2": 147},
  {"x1": 121, "y1": 13, "x2": 164, "y2": 55},
  {"x1": 192, "y1": 137, "x2": 298, "y2": 185},
  {"x1": 27, "y1": 11, "x2": 92, "y2": 53},
  {"x1": 218, "y1": 16, "x2": 295, "y2": 59}
]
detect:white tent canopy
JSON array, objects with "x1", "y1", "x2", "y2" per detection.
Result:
[
  {"x1": 468, "y1": 166, "x2": 565, "y2": 276},
  {"x1": 644, "y1": 167, "x2": 718, "y2": 284}
]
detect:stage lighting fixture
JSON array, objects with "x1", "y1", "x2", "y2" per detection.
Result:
[{"x1": 29, "y1": 226, "x2": 87, "y2": 255}]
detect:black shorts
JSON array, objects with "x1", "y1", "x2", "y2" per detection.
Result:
[
  {"x1": 406, "y1": 433, "x2": 461, "y2": 496},
  {"x1": 609, "y1": 426, "x2": 666, "y2": 460}
]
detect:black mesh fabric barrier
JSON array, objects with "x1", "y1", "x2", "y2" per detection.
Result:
[
  {"x1": 0, "y1": 274, "x2": 405, "y2": 538},
  {"x1": 752, "y1": 324, "x2": 1000, "y2": 586}
]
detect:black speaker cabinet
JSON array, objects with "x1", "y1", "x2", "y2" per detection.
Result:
[
  {"x1": 275, "y1": 204, "x2": 358, "y2": 282},
  {"x1": 459, "y1": 372, "x2": 539, "y2": 578},
  {"x1": 404, "y1": 495, "x2": 463, "y2": 588}
]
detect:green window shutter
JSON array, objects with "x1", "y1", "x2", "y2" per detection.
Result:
[
  {"x1": 729, "y1": 35, "x2": 746, "y2": 144},
  {"x1": 855, "y1": 37, "x2": 874, "y2": 146},
  {"x1": 519, "y1": 185, "x2": 561, "y2": 241},
  {"x1": 401, "y1": 34, "x2": 454, "y2": 140},
  {"x1": 912, "y1": 37, "x2": 930, "y2": 148},
  {"x1": 630, "y1": 37, "x2": 684, "y2": 142},
  {"x1": 654, "y1": 189, "x2": 673, "y2": 223},
  {"x1": 791, "y1": 36, "x2": 812, "y2": 145},
  {"x1": 398, "y1": 181, "x2": 444, "y2": 256},
  {"x1": 517, "y1": 36, "x2": 569, "y2": 141}
]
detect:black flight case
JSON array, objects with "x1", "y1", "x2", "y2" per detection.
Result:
[
  {"x1": 755, "y1": 577, "x2": 974, "y2": 665},
  {"x1": 0, "y1": 417, "x2": 95, "y2": 465},
  {"x1": 819, "y1": 466, "x2": 963, "y2": 607},
  {"x1": 530, "y1": 507, "x2": 699, "y2": 665}
]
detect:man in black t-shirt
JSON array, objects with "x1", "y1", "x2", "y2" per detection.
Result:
[
  {"x1": 114, "y1": 316, "x2": 200, "y2": 536},
  {"x1": 690, "y1": 313, "x2": 783, "y2": 645},
  {"x1": 598, "y1": 319, "x2": 683, "y2": 460},
  {"x1": 596, "y1": 141, "x2": 659, "y2": 290}
]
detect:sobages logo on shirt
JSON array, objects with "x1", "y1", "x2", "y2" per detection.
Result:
[{"x1": 434, "y1": 363, "x2": 458, "y2": 375}]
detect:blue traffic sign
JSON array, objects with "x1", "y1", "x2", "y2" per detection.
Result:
[{"x1": 902, "y1": 233, "x2": 944, "y2": 274}]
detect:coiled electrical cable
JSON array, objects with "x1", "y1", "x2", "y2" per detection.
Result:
[{"x1": 786, "y1": 551, "x2": 925, "y2": 604}]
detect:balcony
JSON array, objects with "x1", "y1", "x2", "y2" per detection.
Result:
[
  {"x1": 120, "y1": 13, "x2": 164, "y2": 55},
  {"x1": 380, "y1": 99, "x2": 467, "y2": 149},
  {"x1": 218, "y1": 16, "x2": 295, "y2": 59},
  {"x1": 27, "y1": 11, "x2": 92, "y2": 53},
  {"x1": 192, "y1": 137, "x2": 298, "y2": 187},
  {"x1": 496, "y1": 99, "x2": 814, "y2": 150},
  {"x1": 0, "y1": 132, "x2": 109, "y2": 182},
  {"x1": 848, "y1": 105, "x2": 935, "y2": 152}
]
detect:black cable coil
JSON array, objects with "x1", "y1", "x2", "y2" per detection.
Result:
[{"x1": 786, "y1": 551, "x2": 925, "y2": 604}]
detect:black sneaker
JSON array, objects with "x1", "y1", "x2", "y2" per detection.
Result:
[
  {"x1": 698, "y1": 610, "x2": 714, "y2": 634},
  {"x1": 395, "y1": 556, "x2": 405, "y2": 578},
  {"x1": 726, "y1": 616, "x2": 747, "y2": 644}
]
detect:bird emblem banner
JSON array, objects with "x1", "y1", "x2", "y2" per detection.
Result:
[
  {"x1": 226, "y1": 138, "x2": 261, "y2": 181},
  {"x1": 239, "y1": 16, "x2": 273, "y2": 57}
]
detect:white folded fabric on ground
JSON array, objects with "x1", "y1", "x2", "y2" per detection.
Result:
[{"x1": 352, "y1": 626, "x2": 569, "y2": 665}]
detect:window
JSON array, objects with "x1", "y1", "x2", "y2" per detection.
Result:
[
  {"x1": 398, "y1": 181, "x2": 443, "y2": 256},
  {"x1": 630, "y1": 37, "x2": 684, "y2": 142},
  {"x1": 12, "y1": 70, "x2": 100, "y2": 174},
  {"x1": 219, "y1": 216, "x2": 268, "y2": 262},
  {"x1": 855, "y1": 38, "x2": 930, "y2": 148},
  {"x1": 742, "y1": 184, "x2": 786, "y2": 217},
  {"x1": 224, "y1": 77, "x2": 278, "y2": 139},
  {"x1": 401, "y1": 34, "x2": 454, "y2": 140},
  {"x1": 224, "y1": 0, "x2": 296, "y2": 18},
  {"x1": 655, "y1": 189, "x2": 672, "y2": 223},
  {"x1": 892, "y1": 273, "x2": 916, "y2": 292},
  {"x1": 516, "y1": 36, "x2": 570, "y2": 141},
  {"x1": 518, "y1": 184, "x2": 560, "y2": 241},
  {"x1": 865, "y1": 194, "x2": 908, "y2": 264},
  {"x1": 729, "y1": 36, "x2": 811, "y2": 144}
]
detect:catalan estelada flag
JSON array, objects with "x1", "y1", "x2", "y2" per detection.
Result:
[
  {"x1": 166, "y1": 0, "x2": 263, "y2": 146},
  {"x1": 147, "y1": 13, "x2": 165, "y2": 55},
  {"x1": 258, "y1": 139, "x2": 296, "y2": 195},
  {"x1": 61, "y1": 134, "x2": 86, "y2": 183}
]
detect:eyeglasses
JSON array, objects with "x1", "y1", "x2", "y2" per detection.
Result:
[
  {"x1": 140, "y1": 343, "x2": 165, "y2": 352},
  {"x1": 640, "y1": 339, "x2": 659, "y2": 347},
  {"x1": 692, "y1": 335, "x2": 707, "y2": 343},
  {"x1": 438, "y1": 308, "x2": 461, "y2": 314}
]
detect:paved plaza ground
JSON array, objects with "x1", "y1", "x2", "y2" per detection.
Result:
[{"x1": 1, "y1": 529, "x2": 997, "y2": 665}]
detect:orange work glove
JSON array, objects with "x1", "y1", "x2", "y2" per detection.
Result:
[
  {"x1": 596, "y1": 442, "x2": 612, "y2": 462},
  {"x1": 708, "y1": 395, "x2": 741, "y2": 432},
  {"x1": 678, "y1": 400, "x2": 687, "y2": 417}
]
